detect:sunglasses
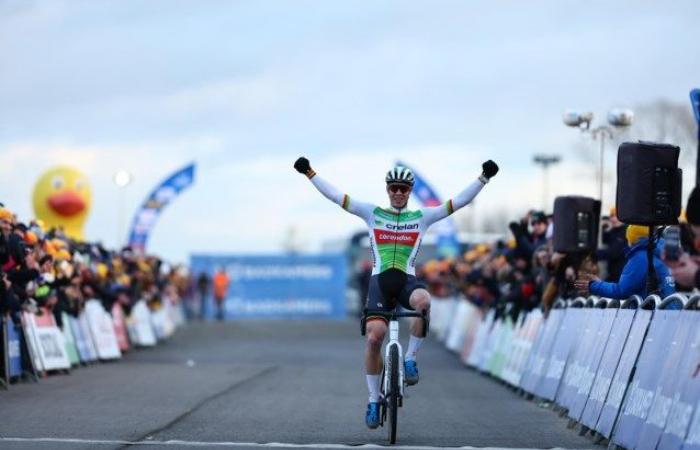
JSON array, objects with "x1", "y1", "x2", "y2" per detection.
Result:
[{"x1": 388, "y1": 184, "x2": 411, "y2": 194}]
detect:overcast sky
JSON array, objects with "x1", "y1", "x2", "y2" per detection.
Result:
[{"x1": 1, "y1": 0, "x2": 699, "y2": 263}]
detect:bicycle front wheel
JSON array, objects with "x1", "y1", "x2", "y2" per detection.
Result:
[{"x1": 387, "y1": 344, "x2": 399, "y2": 444}]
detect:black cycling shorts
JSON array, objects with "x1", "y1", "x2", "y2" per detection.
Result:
[{"x1": 365, "y1": 274, "x2": 427, "y2": 322}]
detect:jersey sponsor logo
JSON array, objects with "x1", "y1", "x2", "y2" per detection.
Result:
[
  {"x1": 385, "y1": 223, "x2": 419, "y2": 231},
  {"x1": 374, "y1": 229, "x2": 419, "y2": 246}
]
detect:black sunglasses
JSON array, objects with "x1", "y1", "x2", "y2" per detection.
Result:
[{"x1": 388, "y1": 184, "x2": 411, "y2": 194}]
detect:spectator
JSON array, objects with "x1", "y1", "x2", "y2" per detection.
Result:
[
  {"x1": 670, "y1": 187, "x2": 700, "y2": 289},
  {"x1": 212, "y1": 267, "x2": 230, "y2": 321},
  {"x1": 574, "y1": 225, "x2": 676, "y2": 299},
  {"x1": 194, "y1": 272, "x2": 210, "y2": 320},
  {"x1": 596, "y1": 208, "x2": 628, "y2": 282}
]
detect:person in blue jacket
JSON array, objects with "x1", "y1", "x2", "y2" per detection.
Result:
[{"x1": 574, "y1": 224, "x2": 676, "y2": 299}]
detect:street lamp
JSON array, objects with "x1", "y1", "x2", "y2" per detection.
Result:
[
  {"x1": 113, "y1": 170, "x2": 132, "y2": 248},
  {"x1": 533, "y1": 154, "x2": 562, "y2": 211},
  {"x1": 563, "y1": 108, "x2": 634, "y2": 202}
]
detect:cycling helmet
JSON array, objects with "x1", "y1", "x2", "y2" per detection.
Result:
[{"x1": 385, "y1": 166, "x2": 415, "y2": 186}]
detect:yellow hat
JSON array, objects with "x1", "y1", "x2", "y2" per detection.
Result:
[
  {"x1": 626, "y1": 225, "x2": 650, "y2": 245},
  {"x1": 0, "y1": 208, "x2": 13, "y2": 222},
  {"x1": 96, "y1": 263, "x2": 109, "y2": 278},
  {"x1": 55, "y1": 249, "x2": 72, "y2": 261}
]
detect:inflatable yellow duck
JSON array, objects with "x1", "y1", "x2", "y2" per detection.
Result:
[{"x1": 32, "y1": 167, "x2": 92, "y2": 241}]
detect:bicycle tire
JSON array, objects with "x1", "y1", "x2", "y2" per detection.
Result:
[{"x1": 387, "y1": 344, "x2": 399, "y2": 444}]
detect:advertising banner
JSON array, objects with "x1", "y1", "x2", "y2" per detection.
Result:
[
  {"x1": 129, "y1": 301, "x2": 157, "y2": 347},
  {"x1": 84, "y1": 300, "x2": 121, "y2": 360},
  {"x1": 23, "y1": 310, "x2": 71, "y2": 371},
  {"x1": 556, "y1": 308, "x2": 601, "y2": 410},
  {"x1": 580, "y1": 309, "x2": 636, "y2": 430},
  {"x1": 568, "y1": 307, "x2": 618, "y2": 422},
  {"x1": 191, "y1": 254, "x2": 347, "y2": 319},
  {"x1": 537, "y1": 308, "x2": 577, "y2": 401},
  {"x1": 597, "y1": 309, "x2": 652, "y2": 438},
  {"x1": 111, "y1": 303, "x2": 130, "y2": 352},
  {"x1": 78, "y1": 312, "x2": 99, "y2": 361},
  {"x1": 60, "y1": 313, "x2": 80, "y2": 366},
  {"x1": 459, "y1": 303, "x2": 485, "y2": 365},
  {"x1": 520, "y1": 308, "x2": 564, "y2": 395},
  {"x1": 6, "y1": 318, "x2": 22, "y2": 377},
  {"x1": 637, "y1": 312, "x2": 696, "y2": 450},
  {"x1": 659, "y1": 312, "x2": 700, "y2": 450},
  {"x1": 612, "y1": 310, "x2": 682, "y2": 449}
]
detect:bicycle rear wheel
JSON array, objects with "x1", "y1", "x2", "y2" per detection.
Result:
[{"x1": 387, "y1": 344, "x2": 399, "y2": 444}]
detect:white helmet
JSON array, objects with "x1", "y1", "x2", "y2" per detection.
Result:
[{"x1": 385, "y1": 166, "x2": 414, "y2": 186}]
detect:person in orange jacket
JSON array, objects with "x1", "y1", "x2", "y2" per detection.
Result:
[{"x1": 212, "y1": 267, "x2": 230, "y2": 321}]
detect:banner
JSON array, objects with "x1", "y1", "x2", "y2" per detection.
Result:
[
  {"x1": 84, "y1": 300, "x2": 121, "y2": 360},
  {"x1": 111, "y1": 303, "x2": 130, "y2": 352},
  {"x1": 636, "y1": 311, "x2": 695, "y2": 449},
  {"x1": 597, "y1": 309, "x2": 652, "y2": 438},
  {"x1": 22, "y1": 310, "x2": 71, "y2": 371},
  {"x1": 568, "y1": 307, "x2": 618, "y2": 422},
  {"x1": 580, "y1": 308, "x2": 636, "y2": 430},
  {"x1": 128, "y1": 301, "x2": 157, "y2": 346},
  {"x1": 128, "y1": 163, "x2": 195, "y2": 252},
  {"x1": 659, "y1": 312, "x2": 700, "y2": 450},
  {"x1": 6, "y1": 318, "x2": 22, "y2": 377},
  {"x1": 556, "y1": 307, "x2": 602, "y2": 410},
  {"x1": 78, "y1": 312, "x2": 99, "y2": 361},
  {"x1": 190, "y1": 254, "x2": 347, "y2": 319},
  {"x1": 536, "y1": 307, "x2": 575, "y2": 400},
  {"x1": 396, "y1": 160, "x2": 460, "y2": 258},
  {"x1": 60, "y1": 313, "x2": 80, "y2": 366},
  {"x1": 612, "y1": 310, "x2": 682, "y2": 449}
]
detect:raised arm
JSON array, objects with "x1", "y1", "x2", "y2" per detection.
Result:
[
  {"x1": 294, "y1": 157, "x2": 375, "y2": 222},
  {"x1": 421, "y1": 160, "x2": 499, "y2": 227}
]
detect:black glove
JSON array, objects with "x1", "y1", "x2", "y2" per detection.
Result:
[
  {"x1": 482, "y1": 160, "x2": 499, "y2": 179},
  {"x1": 294, "y1": 157, "x2": 311, "y2": 174}
]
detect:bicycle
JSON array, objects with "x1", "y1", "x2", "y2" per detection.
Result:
[{"x1": 361, "y1": 308, "x2": 429, "y2": 445}]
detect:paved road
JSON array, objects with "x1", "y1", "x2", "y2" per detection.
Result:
[{"x1": 0, "y1": 320, "x2": 594, "y2": 449}]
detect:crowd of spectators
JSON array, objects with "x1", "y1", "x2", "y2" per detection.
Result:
[
  {"x1": 414, "y1": 187, "x2": 700, "y2": 320},
  {"x1": 0, "y1": 203, "x2": 190, "y2": 331}
]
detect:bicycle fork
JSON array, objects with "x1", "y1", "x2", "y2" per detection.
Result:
[{"x1": 383, "y1": 320, "x2": 405, "y2": 400}]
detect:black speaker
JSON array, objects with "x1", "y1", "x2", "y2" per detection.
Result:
[
  {"x1": 616, "y1": 141, "x2": 682, "y2": 225},
  {"x1": 553, "y1": 196, "x2": 601, "y2": 253}
]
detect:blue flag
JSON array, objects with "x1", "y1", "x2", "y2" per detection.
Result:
[
  {"x1": 691, "y1": 89, "x2": 700, "y2": 126},
  {"x1": 128, "y1": 163, "x2": 196, "y2": 252}
]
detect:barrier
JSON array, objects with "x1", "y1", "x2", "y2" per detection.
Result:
[
  {"x1": 567, "y1": 299, "x2": 619, "y2": 422},
  {"x1": 535, "y1": 305, "x2": 577, "y2": 400},
  {"x1": 502, "y1": 309, "x2": 543, "y2": 387},
  {"x1": 432, "y1": 297, "x2": 459, "y2": 343},
  {"x1": 580, "y1": 299, "x2": 638, "y2": 431},
  {"x1": 78, "y1": 312, "x2": 100, "y2": 362},
  {"x1": 111, "y1": 303, "x2": 130, "y2": 352},
  {"x1": 84, "y1": 300, "x2": 121, "y2": 360},
  {"x1": 1, "y1": 316, "x2": 8, "y2": 388},
  {"x1": 445, "y1": 300, "x2": 478, "y2": 353},
  {"x1": 60, "y1": 313, "x2": 80, "y2": 366},
  {"x1": 69, "y1": 315, "x2": 96, "y2": 363},
  {"x1": 127, "y1": 300, "x2": 157, "y2": 347},
  {"x1": 658, "y1": 308, "x2": 700, "y2": 450},
  {"x1": 486, "y1": 315, "x2": 515, "y2": 378},
  {"x1": 522, "y1": 301, "x2": 574, "y2": 396},
  {"x1": 466, "y1": 309, "x2": 495, "y2": 368},
  {"x1": 5, "y1": 317, "x2": 23, "y2": 378},
  {"x1": 22, "y1": 309, "x2": 71, "y2": 372},
  {"x1": 612, "y1": 299, "x2": 682, "y2": 449},
  {"x1": 634, "y1": 295, "x2": 692, "y2": 450},
  {"x1": 459, "y1": 304, "x2": 485, "y2": 365}
]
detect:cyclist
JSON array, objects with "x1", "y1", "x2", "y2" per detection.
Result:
[{"x1": 293, "y1": 156, "x2": 499, "y2": 429}]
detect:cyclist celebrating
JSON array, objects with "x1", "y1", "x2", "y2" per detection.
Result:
[{"x1": 294, "y1": 156, "x2": 499, "y2": 429}]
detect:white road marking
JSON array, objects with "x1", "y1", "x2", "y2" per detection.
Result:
[{"x1": 0, "y1": 437, "x2": 584, "y2": 449}]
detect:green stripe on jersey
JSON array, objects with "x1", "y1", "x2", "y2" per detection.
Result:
[{"x1": 373, "y1": 208, "x2": 423, "y2": 223}]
